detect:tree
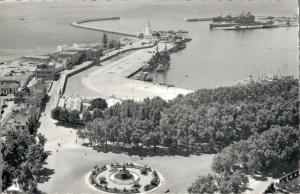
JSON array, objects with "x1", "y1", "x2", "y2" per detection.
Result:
[
  {"x1": 102, "y1": 33, "x2": 108, "y2": 48},
  {"x1": 79, "y1": 77, "x2": 298, "y2": 158},
  {"x1": 68, "y1": 110, "x2": 80, "y2": 124},
  {"x1": 188, "y1": 174, "x2": 217, "y2": 194},
  {"x1": 51, "y1": 107, "x2": 61, "y2": 120},
  {"x1": 90, "y1": 98, "x2": 108, "y2": 110},
  {"x1": 217, "y1": 171, "x2": 248, "y2": 194},
  {"x1": 1, "y1": 130, "x2": 48, "y2": 192},
  {"x1": 1, "y1": 162, "x2": 14, "y2": 191},
  {"x1": 108, "y1": 40, "x2": 117, "y2": 49},
  {"x1": 59, "y1": 108, "x2": 69, "y2": 123},
  {"x1": 82, "y1": 110, "x2": 92, "y2": 124},
  {"x1": 92, "y1": 108, "x2": 104, "y2": 119},
  {"x1": 212, "y1": 126, "x2": 299, "y2": 175},
  {"x1": 51, "y1": 107, "x2": 82, "y2": 125}
]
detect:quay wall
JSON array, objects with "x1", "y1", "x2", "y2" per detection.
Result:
[
  {"x1": 59, "y1": 61, "x2": 94, "y2": 99},
  {"x1": 100, "y1": 42, "x2": 158, "y2": 64},
  {"x1": 71, "y1": 17, "x2": 136, "y2": 37},
  {"x1": 76, "y1": 17, "x2": 120, "y2": 24},
  {"x1": 57, "y1": 41, "x2": 158, "y2": 100},
  {"x1": 126, "y1": 67, "x2": 143, "y2": 78}
]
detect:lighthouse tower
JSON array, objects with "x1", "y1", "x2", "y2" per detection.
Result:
[{"x1": 145, "y1": 21, "x2": 152, "y2": 38}]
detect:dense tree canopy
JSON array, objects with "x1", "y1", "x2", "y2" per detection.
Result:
[
  {"x1": 1, "y1": 131, "x2": 48, "y2": 192},
  {"x1": 90, "y1": 98, "x2": 108, "y2": 110},
  {"x1": 188, "y1": 171, "x2": 249, "y2": 194},
  {"x1": 51, "y1": 107, "x2": 81, "y2": 125},
  {"x1": 212, "y1": 125, "x2": 299, "y2": 174},
  {"x1": 188, "y1": 174, "x2": 217, "y2": 194},
  {"x1": 189, "y1": 125, "x2": 299, "y2": 194},
  {"x1": 102, "y1": 33, "x2": 108, "y2": 48},
  {"x1": 73, "y1": 77, "x2": 299, "y2": 193},
  {"x1": 81, "y1": 77, "x2": 298, "y2": 154}
]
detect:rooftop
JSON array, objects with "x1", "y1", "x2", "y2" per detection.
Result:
[
  {"x1": 0, "y1": 80, "x2": 20, "y2": 89},
  {"x1": 22, "y1": 55, "x2": 50, "y2": 60}
]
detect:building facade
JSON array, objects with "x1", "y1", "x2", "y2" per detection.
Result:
[
  {"x1": 35, "y1": 63, "x2": 56, "y2": 80},
  {"x1": 0, "y1": 79, "x2": 20, "y2": 96}
]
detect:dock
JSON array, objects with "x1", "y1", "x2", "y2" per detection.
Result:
[{"x1": 64, "y1": 41, "x2": 192, "y2": 101}]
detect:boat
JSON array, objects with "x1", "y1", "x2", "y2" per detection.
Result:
[
  {"x1": 183, "y1": 37, "x2": 192, "y2": 42},
  {"x1": 142, "y1": 63, "x2": 159, "y2": 72},
  {"x1": 143, "y1": 45, "x2": 170, "y2": 72},
  {"x1": 212, "y1": 15, "x2": 236, "y2": 22},
  {"x1": 210, "y1": 12, "x2": 275, "y2": 30},
  {"x1": 170, "y1": 40, "x2": 187, "y2": 52}
]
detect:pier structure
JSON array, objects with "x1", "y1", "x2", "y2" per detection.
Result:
[{"x1": 71, "y1": 17, "x2": 136, "y2": 37}]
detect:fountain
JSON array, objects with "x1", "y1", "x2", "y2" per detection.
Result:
[
  {"x1": 88, "y1": 163, "x2": 162, "y2": 193},
  {"x1": 114, "y1": 164, "x2": 134, "y2": 180}
]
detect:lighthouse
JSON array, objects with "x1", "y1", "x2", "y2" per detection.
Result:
[{"x1": 145, "y1": 21, "x2": 152, "y2": 38}]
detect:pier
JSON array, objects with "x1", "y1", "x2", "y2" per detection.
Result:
[{"x1": 71, "y1": 17, "x2": 136, "y2": 37}]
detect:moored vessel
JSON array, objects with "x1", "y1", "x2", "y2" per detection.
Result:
[{"x1": 210, "y1": 12, "x2": 276, "y2": 30}]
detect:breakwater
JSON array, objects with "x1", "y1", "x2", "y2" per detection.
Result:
[
  {"x1": 76, "y1": 17, "x2": 120, "y2": 24},
  {"x1": 184, "y1": 18, "x2": 212, "y2": 22},
  {"x1": 71, "y1": 17, "x2": 136, "y2": 37}
]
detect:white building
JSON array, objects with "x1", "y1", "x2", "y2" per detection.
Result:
[{"x1": 35, "y1": 63, "x2": 56, "y2": 81}]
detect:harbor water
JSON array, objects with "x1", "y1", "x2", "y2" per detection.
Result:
[{"x1": 0, "y1": 0, "x2": 298, "y2": 90}]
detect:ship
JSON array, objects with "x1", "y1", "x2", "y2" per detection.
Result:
[
  {"x1": 176, "y1": 41, "x2": 186, "y2": 50},
  {"x1": 212, "y1": 14, "x2": 236, "y2": 22},
  {"x1": 143, "y1": 45, "x2": 170, "y2": 72},
  {"x1": 210, "y1": 12, "x2": 275, "y2": 30},
  {"x1": 156, "y1": 46, "x2": 171, "y2": 72},
  {"x1": 142, "y1": 63, "x2": 159, "y2": 72}
]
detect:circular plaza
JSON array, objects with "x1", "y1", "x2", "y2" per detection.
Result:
[{"x1": 87, "y1": 162, "x2": 163, "y2": 193}]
